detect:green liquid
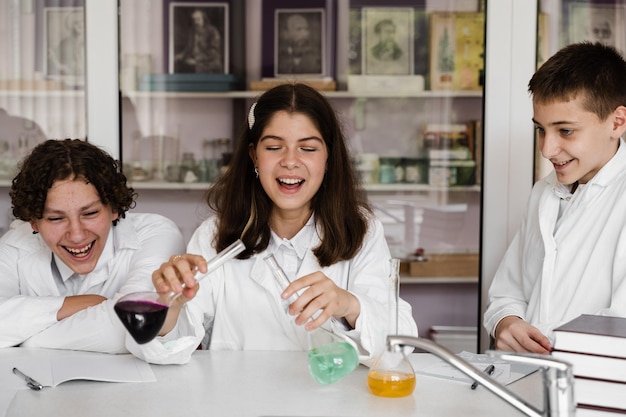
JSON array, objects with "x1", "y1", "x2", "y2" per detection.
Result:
[{"x1": 307, "y1": 342, "x2": 359, "y2": 384}]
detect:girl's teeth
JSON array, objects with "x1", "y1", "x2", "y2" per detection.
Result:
[{"x1": 279, "y1": 178, "x2": 302, "y2": 185}]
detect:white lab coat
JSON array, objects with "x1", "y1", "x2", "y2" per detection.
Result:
[
  {"x1": 0, "y1": 213, "x2": 184, "y2": 352},
  {"x1": 484, "y1": 138, "x2": 626, "y2": 342},
  {"x1": 130, "y1": 215, "x2": 418, "y2": 365}
]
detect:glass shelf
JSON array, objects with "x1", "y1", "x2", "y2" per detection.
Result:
[
  {"x1": 123, "y1": 90, "x2": 483, "y2": 100},
  {"x1": 0, "y1": 90, "x2": 85, "y2": 99},
  {"x1": 400, "y1": 276, "x2": 478, "y2": 285},
  {"x1": 126, "y1": 181, "x2": 481, "y2": 193}
]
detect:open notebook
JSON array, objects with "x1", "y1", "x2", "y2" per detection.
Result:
[{"x1": 1, "y1": 351, "x2": 155, "y2": 389}]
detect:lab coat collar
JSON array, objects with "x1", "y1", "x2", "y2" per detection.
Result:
[
  {"x1": 268, "y1": 214, "x2": 316, "y2": 261},
  {"x1": 250, "y1": 216, "x2": 320, "y2": 291},
  {"x1": 587, "y1": 137, "x2": 626, "y2": 187}
]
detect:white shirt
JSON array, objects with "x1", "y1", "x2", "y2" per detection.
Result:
[
  {"x1": 0, "y1": 213, "x2": 185, "y2": 352},
  {"x1": 484, "y1": 138, "x2": 626, "y2": 342},
  {"x1": 130, "y1": 214, "x2": 418, "y2": 365}
]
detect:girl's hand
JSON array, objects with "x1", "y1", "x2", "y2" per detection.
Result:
[
  {"x1": 152, "y1": 254, "x2": 208, "y2": 305},
  {"x1": 151, "y1": 254, "x2": 208, "y2": 336},
  {"x1": 282, "y1": 271, "x2": 360, "y2": 331}
]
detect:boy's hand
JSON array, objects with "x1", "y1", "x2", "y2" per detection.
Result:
[{"x1": 494, "y1": 315, "x2": 552, "y2": 354}]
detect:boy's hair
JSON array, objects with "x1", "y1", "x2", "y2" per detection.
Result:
[
  {"x1": 207, "y1": 83, "x2": 371, "y2": 266},
  {"x1": 528, "y1": 41, "x2": 626, "y2": 120},
  {"x1": 10, "y1": 139, "x2": 136, "y2": 224}
]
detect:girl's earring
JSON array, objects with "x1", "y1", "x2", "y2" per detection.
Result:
[{"x1": 254, "y1": 167, "x2": 259, "y2": 178}]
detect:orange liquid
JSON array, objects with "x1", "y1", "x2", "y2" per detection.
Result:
[{"x1": 367, "y1": 370, "x2": 416, "y2": 397}]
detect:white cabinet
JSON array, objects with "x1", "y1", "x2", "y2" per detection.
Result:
[{"x1": 0, "y1": 0, "x2": 546, "y2": 352}]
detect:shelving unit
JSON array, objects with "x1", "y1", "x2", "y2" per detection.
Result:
[
  {"x1": 0, "y1": 0, "x2": 500, "y2": 352},
  {"x1": 118, "y1": 1, "x2": 485, "y2": 346}
]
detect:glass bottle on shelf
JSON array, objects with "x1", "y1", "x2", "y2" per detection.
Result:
[
  {"x1": 179, "y1": 152, "x2": 198, "y2": 183},
  {"x1": 367, "y1": 258, "x2": 416, "y2": 397}
]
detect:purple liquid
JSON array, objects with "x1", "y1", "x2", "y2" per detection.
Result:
[{"x1": 114, "y1": 300, "x2": 168, "y2": 344}]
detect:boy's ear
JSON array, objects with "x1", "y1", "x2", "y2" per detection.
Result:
[{"x1": 612, "y1": 106, "x2": 626, "y2": 137}]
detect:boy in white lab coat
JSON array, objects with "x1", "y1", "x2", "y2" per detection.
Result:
[
  {"x1": 484, "y1": 42, "x2": 626, "y2": 353},
  {"x1": 0, "y1": 139, "x2": 184, "y2": 352},
  {"x1": 130, "y1": 83, "x2": 418, "y2": 365}
]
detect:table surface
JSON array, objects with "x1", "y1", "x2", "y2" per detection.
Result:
[{"x1": 3, "y1": 348, "x2": 543, "y2": 417}]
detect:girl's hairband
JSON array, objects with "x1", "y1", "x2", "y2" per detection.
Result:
[{"x1": 248, "y1": 102, "x2": 257, "y2": 130}]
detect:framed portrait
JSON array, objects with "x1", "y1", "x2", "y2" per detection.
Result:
[
  {"x1": 362, "y1": 8, "x2": 414, "y2": 75},
  {"x1": 35, "y1": 0, "x2": 85, "y2": 84},
  {"x1": 261, "y1": 0, "x2": 336, "y2": 79},
  {"x1": 164, "y1": 1, "x2": 229, "y2": 74},
  {"x1": 274, "y1": 9, "x2": 325, "y2": 77},
  {"x1": 563, "y1": 1, "x2": 626, "y2": 54},
  {"x1": 348, "y1": 1, "x2": 427, "y2": 76}
]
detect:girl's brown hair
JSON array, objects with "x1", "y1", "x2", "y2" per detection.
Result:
[{"x1": 206, "y1": 83, "x2": 371, "y2": 266}]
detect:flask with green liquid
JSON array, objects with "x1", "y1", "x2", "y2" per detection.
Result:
[{"x1": 263, "y1": 254, "x2": 359, "y2": 385}]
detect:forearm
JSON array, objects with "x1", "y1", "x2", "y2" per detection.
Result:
[
  {"x1": 0, "y1": 296, "x2": 63, "y2": 347},
  {"x1": 337, "y1": 291, "x2": 360, "y2": 329},
  {"x1": 57, "y1": 294, "x2": 107, "y2": 320},
  {"x1": 22, "y1": 300, "x2": 128, "y2": 353}
]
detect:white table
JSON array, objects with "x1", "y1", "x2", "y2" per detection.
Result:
[{"x1": 3, "y1": 348, "x2": 543, "y2": 417}]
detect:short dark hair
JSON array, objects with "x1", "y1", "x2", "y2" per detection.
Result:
[
  {"x1": 10, "y1": 139, "x2": 136, "y2": 224},
  {"x1": 207, "y1": 83, "x2": 371, "y2": 266},
  {"x1": 374, "y1": 19, "x2": 395, "y2": 34},
  {"x1": 528, "y1": 42, "x2": 626, "y2": 120}
]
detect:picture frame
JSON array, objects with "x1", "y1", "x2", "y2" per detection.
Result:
[
  {"x1": 362, "y1": 7, "x2": 414, "y2": 75},
  {"x1": 164, "y1": 1, "x2": 230, "y2": 74},
  {"x1": 348, "y1": 1, "x2": 427, "y2": 76},
  {"x1": 429, "y1": 12, "x2": 485, "y2": 91},
  {"x1": 562, "y1": 1, "x2": 626, "y2": 55},
  {"x1": 274, "y1": 9, "x2": 325, "y2": 78},
  {"x1": 261, "y1": 0, "x2": 336, "y2": 79},
  {"x1": 34, "y1": 0, "x2": 85, "y2": 85},
  {"x1": 536, "y1": 13, "x2": 550, "y2": 69}
]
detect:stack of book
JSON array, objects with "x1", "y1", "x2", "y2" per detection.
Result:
[{"x1": 552, "y1": 314, "x2": 626, "y2": 416}]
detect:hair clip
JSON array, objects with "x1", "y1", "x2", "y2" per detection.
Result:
[{"x1": 248, "y1": 102, "x2": 257, "y2": 130}]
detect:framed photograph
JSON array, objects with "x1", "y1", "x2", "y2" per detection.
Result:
[
  {"x1": 165, "y1": 1, "x2": 229, "y2": 74},
  {"x1": 348, "y1": 1, "x2": 427, "y2": 76},
  {"x1": 362, "y1": 8, "x2": 414, "y2": 75},
  {"x1": 563, "y1": 1, "x2": 626, "y2": 54},
  {"x1": 35, "y1": 0, "x2": 85, "y2": 84},
  {"x1": 275, "y1": 9, "x2": 325, "y2": 77},
  {"x1": 261, "y1": 0, "x2": 336, "y2": 79}
]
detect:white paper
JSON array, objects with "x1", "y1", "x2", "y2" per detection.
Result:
[
  {"x1": 51, "y1": 353, "x2": 156, "y2": 385},
  {"x1": 0, "y1": 390, "x2": 16, "y2": 417},
  {"x1": 414, "y1": 351, "x2": 539, "y2": 386},
  {"x1": 1, "y1": 352, "x2": 156, "y2": 389}
]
